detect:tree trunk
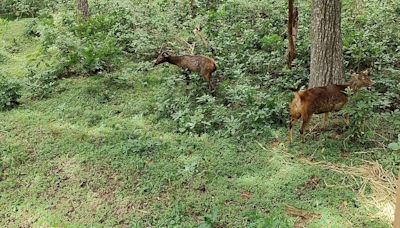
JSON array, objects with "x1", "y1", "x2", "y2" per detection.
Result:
[
  {"x1": 309, "y1": 0, "x2": 344, "y2": 88},
  {"x1": 287, "y1": 0, "x2": 298, "y2": 68},
  {"x1": 76, "y1": 0, "x2": 90, "y2": 20}
]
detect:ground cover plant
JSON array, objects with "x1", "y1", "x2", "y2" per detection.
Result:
[{"x1": 0, "y1": 0, "x2": 400, "y2": 226}]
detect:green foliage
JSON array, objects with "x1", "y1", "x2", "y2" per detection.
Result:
[
  {"x1": 156, "y1": 75, "x2": 226, "y2": 136},
  {"x1": 198, "y1": 208, "x2": 219, "y2": 228},
  {"x1": 35, "y1": 11, "x2": 122, "y2": 76},
  {"x1": 342, "y1": 0, "x2": 400, "y2": 70},
  {"x1": 0, "y1": 76, "x2": 21, "y2": 111},
  {"x1": 80, "y1": 0, "x2": 196, "y2": 60},
  {"x1": 0, "y1": 52, "x2": 8, "y2": 63},
  {"x1": 155, "y1": 66, "x2": 305, "y2": 138},
  {"x1": 27, "y1": 67, "x2": 60, "y2": 99},
  {"x1": 373, "y1": 69, "x2": 400, "y2": 112},
  {"x1": 343, "y1": 88, "x2": 380, "y2": 142},
  {"x1": 388, "y1": 134, "x2": 400, "y2": 151},
  {"x1": 4, "y1": 38, "x2": 20, "y2": 54},
  {"x1": 24, "y1": 18, "x2": 40, "y2": 37},
  {"x1": 155, "y1": 71, "x2": 293, "y2": 138},
  {"x1": 0, "y1": 0, "x2": 61, "y2": 17},
  {"x1": 247, "y1": 211, "x2": 291, "y2": 228}
]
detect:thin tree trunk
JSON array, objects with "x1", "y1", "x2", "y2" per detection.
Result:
[
  {"x1": 287, "y1": 0, "x2": 298, "y2": 68},
  {"x1": 309, "y1": 0, "x2": 344, "y2": 88},
  {"x1": 76, "y1": 0, "x2": 90, "y2": 20}
]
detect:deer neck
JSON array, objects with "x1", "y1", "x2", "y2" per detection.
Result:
[
  {"x1": 167, "y1": 56, "x2": 184, "y2": 67},
  {"x1": 347, "y1": 80, "x2": 362, "y2": 92}
]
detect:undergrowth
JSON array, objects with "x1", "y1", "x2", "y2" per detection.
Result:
[{"x1": 0, "y1": 0, "x2": 399, "y2": 226}]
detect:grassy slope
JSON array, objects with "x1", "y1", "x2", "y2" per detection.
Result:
[
  {"x1": 0, "y1": 18, "x2": 40, "y2": 78},
  {"x1": 0, "y1": 19, "x2": 394, "y2": 227}
]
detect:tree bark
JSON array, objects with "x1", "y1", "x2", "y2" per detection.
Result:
[
  {"x1": 76, "y1": 0, "x2": 90, "y2": 20},
  {"x1": 309, "y1": 0, "x2": 344, "y2": 88},
  {"x1": 287, "y1": 0, "x2": 298, "y2": 68}
]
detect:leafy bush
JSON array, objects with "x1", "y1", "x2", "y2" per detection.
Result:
[
  {"x1": 27, "y1": 68, "x2": 60, "y2": 99},
  {"x1": 0, "y1": 76, "x2": 21, "y2": 111},
  {"x1": 372, "y1": 69, "x2": 400, "y2": 112},
  {"x1": 199, "y1": 209, "x2": 219, "y2": 228},
  {"x1": 156, "y1": 74, "x2": 226, "y2": 136},
  {"x1": 35, "y1": 11, "x2": 122, "y2": 76},
  {"x1": 24, "y1": 18, "x2": 41, "y2": 37},
  {"x1": 156, "y1": 70, "x2": 293, "y2": 138},
  {"x1": 388, "y1": 134, "x2": 400, "y2": 151},
  {"x1": 0, "y1": 0, "x2": 61, "y2": 17},
  {"x1": 0, "y1": 53, "x2": 8, "y2": 64},
  {"x1": 343, "y1": 88, "x2": 380, "y2": 141},
  {"x1": 342, "y1": 0, "x2": 400, "y2": 70}
]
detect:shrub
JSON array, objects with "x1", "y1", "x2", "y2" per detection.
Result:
[
  {"x1": 36, "y1": 11, "x2": 122, "y2": 76},
  {"x1": 0, "y1": 53, "x2": 8, "y2": 64},
  {"x1": 343, "y1": 88, "x2": 380, "y2": 142},
  {"x1": 0, "y1": 76, "x2": 21, "y2": 111},
  {"x1": 0, "y1": 0, "x2": 56, "y2": 17},
  {"x1": 388, "y1": 134, "x2": 400, "y2": 151},
  {"x1": 27, "y1": 68, "x2": 60, "y2": 99},
  {"x1": 24, "y1": 18, "x2": 41, "y2": 37},
  {"x1": 155, "y1": 70, "x2": 292, "y2": 138}
]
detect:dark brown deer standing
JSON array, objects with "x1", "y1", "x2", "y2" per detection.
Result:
[
  {"x1": 154, "y1": 52, "x2": 217, "y2": 92},
  {"x1": 288, "y1": 69, "x2": 374, "y2": 143}
]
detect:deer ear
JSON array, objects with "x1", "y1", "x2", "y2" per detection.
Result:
[
  {"x1": 351, "y1": 73, "x2": 359, "y2": 79},
  {"x1": 162, "y1": 52, "x2": 169, "y2": 57}
]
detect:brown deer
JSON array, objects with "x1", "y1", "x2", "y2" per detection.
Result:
[
  {"x1": 288, "y1": 69, "x2": 374, "y2": 143},
  {"x1": 154, "y1": 52, "x2": 217, "y2": 92}
]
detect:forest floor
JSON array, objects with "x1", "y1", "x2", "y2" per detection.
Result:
[{"x1": 0, "y1": 19, "x2": 396, "y2": 227}]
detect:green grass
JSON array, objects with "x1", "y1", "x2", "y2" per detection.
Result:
[
  {"x1": 0, "y1": 18, "x2": 41, "y2": 78},
  {"x1": 0, "y1": 18, "x2": 396, "y2": 227}
]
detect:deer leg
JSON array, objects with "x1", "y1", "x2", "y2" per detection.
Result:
[
  {"x1": 300, "y1": 114, "x2": 312, "y2": 143},
  {"x1": 323, "y1": 113, "x2": 329, "y2": 129},
  {"x1": 184, "y1": 70, "x2": 190, "y2": 93},
  {"x1": 211, "y1": 74, "x2": 217, "y2": 92},
  {"x1": 185, "y1": 76, "x2": 190, "y2": 93},
  {"x1": 208, "y1": 80, "x2": 213, "y2": 92},
  {"x1": 344, "y1": 113, "x2": 350, "y2": 127},
  {"x1": 288, "y1": 114, "x2": 300, "y2": 143},
  {"x1": 203, "y1": 72, "x2": 213, "y2": 92}
]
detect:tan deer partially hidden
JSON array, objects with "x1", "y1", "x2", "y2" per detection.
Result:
[{"x1": 288, "y1": 69, "x2": 374, "y2": 143}]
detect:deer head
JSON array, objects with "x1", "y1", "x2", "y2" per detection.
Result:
[
  {"x1": 350, "y1": 69, "x2": 374, "y2": 90},
  {"x1": 154, "y1": 52, "x2": 170, "y2": 66}
]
